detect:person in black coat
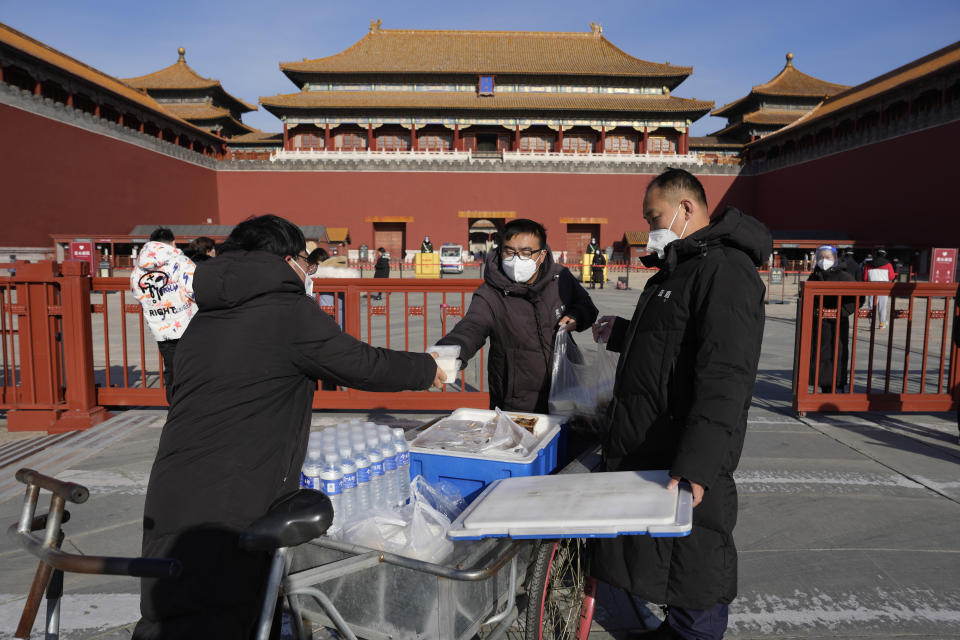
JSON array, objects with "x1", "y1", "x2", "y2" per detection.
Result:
[
  {"x1": 592, "y1": 169, "x2": 770, "y2": 640},
  {"x1": 590, "y1": 249, "x2": 606, "y2": 289},
  {"x1": 134, "y1": 215, "x2": 443, "y2": 639},
  {"x1": 807, "y1": 245, "x2": 857, "y2": 394},
  {"x1": 436, "y1": 218, "x2": 598, "y2": 412},
  {"x1": 841, "y1": 249, "x2": 861, "y2": 281},
  {"x1": 372, "y1": 246, "x2": 390, "y2": 300}
]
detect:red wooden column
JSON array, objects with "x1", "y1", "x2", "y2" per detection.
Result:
[
  {"x1": 555, "y1": 127, "x2": 563, "y2": 153},
  {"x1": 324, "y1": 123, "x2": 331, "y2": 149},
  {"x1": 454, "y1": 124, "x2": 461, "y2": 151},
  {"x1": 0, "y1": 65, "x2": 4, "y2": 83},
  {"x1": 600, "y1": 125, "x2": 606, "y2": 153},
  {"x1": 66, "y1": 93, "x2": 73, "y2": 107},
  {"x1": 367, "y1": 124, "x2": 375, "y2": 151},
  {"x1": 282, "y1": 122, "x2": 289, "y2": 150},
  {"x1": 641, "y1": 127, "x2": 649, "y2": 154},
  {"x1": 54, "y1": 261, "x2": 110, "y2": 431},
  {"x1": 411, "y1": 124, "x2": 417, "y2": 151},
  {"x1": 93, "y1": 103, "x2": 100, "y2": 118},
  {"x1": 514, "y1": 125, "x2": 520, "y2": 151},
  {"x1": 118, "y1": 113, "x2": 124, "y2": 126},
  {"x1": 33, "y1": 79, "x2": 41, "y2": 96}
]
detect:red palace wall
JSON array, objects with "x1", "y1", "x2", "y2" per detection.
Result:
[
  {"x1": 752, "y1": 120, "x2": 960, "y2": 246},
  {"x1": 0, "y1": 104, "x2": 218, "y2": 246},
  {"x1": 216, "y1": 170, "x2": 753, "y2": 251}
]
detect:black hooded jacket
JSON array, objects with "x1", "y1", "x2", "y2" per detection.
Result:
[
  {"x1": 436, "y1": 248, "x2": 598, "y2": 412},
  {"x1": 135, "y1": 250, "x2": 436, "y2": 638},
  {"x1": 591, "y1": 207, "x2": 771, "y2": 610}
]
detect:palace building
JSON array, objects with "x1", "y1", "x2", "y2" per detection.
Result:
[
  {"x1": 710, "y1": 53, "x2": 849, "y2": 145},
  {"x1": 123, "y1": 47, "x2": 258, "y2": 139},
  {"x1": 1, "y1": 19, "x2": 957, "y2": 275},
  {"x1": 259, "y1": 21, "x2": 713, "y2": 160}
]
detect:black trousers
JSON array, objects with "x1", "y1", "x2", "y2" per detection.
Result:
[{"x1": 157, "y1": 340, "x2": 179, "y2": 403}]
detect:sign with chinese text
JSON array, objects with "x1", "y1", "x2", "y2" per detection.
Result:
[
  {"x1": 69, "y1": 240, "x2": 95, "y2": 275},
  {"x1": 478, "y1": 75, "x2": 495, "y2": 95},
  {"x1": 930, "y1": 248, "x2": 957, "y2": 283}
]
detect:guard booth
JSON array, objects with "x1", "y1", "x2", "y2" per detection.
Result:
[
  {"x1": 581, "y1": 253, "x2": 608, "y2": 284},
  {"x1": 414, "y1": 252, "x2": 441, "y2": 278}
]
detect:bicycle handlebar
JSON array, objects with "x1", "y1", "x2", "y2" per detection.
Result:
[{"x1": 16, "y1": 468, "x2": 89, "y2": 504}]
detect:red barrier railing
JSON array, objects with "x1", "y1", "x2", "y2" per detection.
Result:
[
  {"x1": 793, "y1": 281, "x2": 959, "y2": 413},
  {"x1": 88, "y1": 276, "x2": 490, "y2": 411},
  {"x1": 3, "y1": 261, "x2": 109, "y2": 431}
]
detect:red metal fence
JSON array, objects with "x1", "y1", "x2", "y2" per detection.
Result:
[
  {"x1": 84, "y1": 274, "x2": 490, "y2": 413},
  {"x1": 793, "y1": 281, "x2": 959, "y2": 413}
]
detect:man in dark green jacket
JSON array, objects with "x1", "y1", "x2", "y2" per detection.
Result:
[{"x1": 592, "y1": 169, "x2": 771, "y2": 640}]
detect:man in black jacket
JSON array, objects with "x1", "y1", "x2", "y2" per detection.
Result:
[
  {"x1": 436, "y1": 218, "x2": 598, "y2": 412},
  {"x1": 134, "y1": 215, "x2": 443, "y2": 639},
  {"x1": 592, "y1": 169, "x2": 770, "y2": 640}
]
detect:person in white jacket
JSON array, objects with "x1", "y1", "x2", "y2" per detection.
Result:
[
  {"x1": 865, "y1": 248, "x2": 896, "y2": 329},
  {"x1": 130, "y1": 228, "x2": 197, "y2": 401}
]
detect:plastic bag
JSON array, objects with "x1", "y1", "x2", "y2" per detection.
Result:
[
  {"x1": 548, "y1": 325, "x2": 617, "y2": 420},
  {"x1": 335, "y1": 476, "x2": 465, "y2": 563},
  {"x1": 480, "y1": 408, "x2": 539, "y2": 457}
]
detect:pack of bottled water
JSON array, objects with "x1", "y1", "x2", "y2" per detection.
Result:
[{"x1": 300, "y1": 420, "x2": 413, "y2": 527}]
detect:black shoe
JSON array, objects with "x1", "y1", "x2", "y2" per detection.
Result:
[{"x1": 625, "y1": 621, "x2": 685, "y2": 639}]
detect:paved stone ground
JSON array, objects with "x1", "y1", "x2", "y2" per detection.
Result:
[{"x1": 0, "y1": 284, "x2": 958, "y2": 639}]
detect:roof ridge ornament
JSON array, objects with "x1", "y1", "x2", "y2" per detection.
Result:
[
  {"x1": 785, "y1": 52, "x2": 794, "y2": 68},
  {"x1": 590, "y1": 21, "x2": 602, "y2": 36},
  {"x1": 370, "y1": 19, "x2": 382, "y2": 33},
  {"x1": 177, "y1": 47, "x2": 185, "y2": 63}
]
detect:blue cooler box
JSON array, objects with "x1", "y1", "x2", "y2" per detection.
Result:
[{"x1": 409, "y1": 409, "x2": 565, "y2": 503}]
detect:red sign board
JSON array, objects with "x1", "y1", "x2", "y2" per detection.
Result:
[
  {"x1": 931, "y1": 247, "x2": 957, "y2": 284},
  {"x1": 68, "y1": 241, "x2": 96, "y2": 274}
]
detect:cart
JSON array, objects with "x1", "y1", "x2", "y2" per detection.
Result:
[{"x1": 255, "y1": 442, "x2": 607, "y2": 640}]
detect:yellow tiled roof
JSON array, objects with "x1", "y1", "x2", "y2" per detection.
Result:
[
  {"x1": 326, "y1": 227, "x2": 350, "y2": 243},
  {"x1": 712, "y1": 53, "x2": 848, "y2": 117},
  {"x1": 225, "y1": 130, "x2": 283, "y2": 144},
  {"x1": 281, "y1": 26, "x2": 692, "y2": 78},
  {"x1": 260, "y1": 90, "x2": 713, "y2": 114},
  {"x1": 742, "y1": 109, "x2": 806, "y2": 125},
  {"x1": 161, "y1": 102, "x2": 232, "y2": 120},
  {"x1": 749, "y1": 41, "x2": 960, "y2": 148},
  {"x1": 0, "y1": 22, "x2": 222, "y2": 143},
  {"x1": 124, "y1": 49, "x2": 257, "y2": 112}
]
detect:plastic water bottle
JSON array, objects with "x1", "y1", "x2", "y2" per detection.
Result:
[
  {"x1": 351, "y1": 438, "x2": 372, "y2": 514},
  {"x1": 320, "y1": 453, "x2": 344, "y2": 530},
  {"x1": 301, "y1": 451, "x2": 322, "y2": 490},
  {"x1": 378, "y1": 428, "x2": 399, "y2": 508},
  {"x1": 392, "y1": 428, "x2": 411, "y2": 506},
  {"x1": 365, "y1": 435, "x2": 385, "y2": 511},
  {"x1": 338, "y1": 444, "x2": 358, "y2": 522}
]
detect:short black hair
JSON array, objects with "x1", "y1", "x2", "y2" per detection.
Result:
[
  {"x1": 377, "y1": 247, "x2": 386, "y2": 253},
  {"x1": 219, "y1": 215, "x2": 305, "y2": 258},
  {"x1": 502, "y1": 219, "x2": 547, "y2": 249},
  {"x1": 149, "y1": 227, "x2": 175, "y2": 243},
  {"x1": 646, "y1": 168, "x2": 708, "y2": 207},
  {"x1": 307, "y1": 247, "x2": 328, "y2": 264},
  {"x1": 187, "y1": 236, "x2": 215, "y2": 256}
]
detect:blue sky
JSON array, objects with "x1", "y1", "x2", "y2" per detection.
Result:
[{"x1": 3, "y1": 0, "x2": 958, "y2": 136}]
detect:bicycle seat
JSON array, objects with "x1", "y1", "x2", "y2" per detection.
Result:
[{"x1": 239, "y1": 489, "x2": 333, "y2": 552}]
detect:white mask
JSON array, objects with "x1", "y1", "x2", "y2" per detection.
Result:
[
  {"x1": 816, "y1": 258, "x2": 834, "y2": 271},
  {"x1": 502, "y1": 253, "x2": 541, "y2": 283},
  {"x1": 646, "y1": 205, "x2": 689, "y2": 258},
  {"x1": 291, "y1": 259, "x2": 314, "y2": 297}
]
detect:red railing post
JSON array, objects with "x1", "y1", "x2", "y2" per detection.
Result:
[
  {"x1": 54, "y1": 261, "x2": 110, "y2": 431},
  {"x1": 7, "y1": 261, "x2": 62, "y2": 430}
]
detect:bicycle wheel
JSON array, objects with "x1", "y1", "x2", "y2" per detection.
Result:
[{"x1": 523, "y1": 539, "x2": 593, "y2": 640}]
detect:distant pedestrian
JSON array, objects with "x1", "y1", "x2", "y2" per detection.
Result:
[
  {"x1": 184, "y1": 236, "x2": 216, "y2": 263},
  {"x1": 841, "y1": 249, "x2": 860, "y2": 280},
  {"x1": 808, "y1": 245, "x2": 856, "y2": 393},
  {"x1": 590, "y1": 249, "x2": 606, "y2": 289},
  {"x1": 130, "y1": 227, "x2": 197, "y2": 403},
  {"x1": 865, "y1": 249, "x2": 896, "y2": 329},
  {"x1": 372, "y1": 246, "x2": 390, "y2": 300}
]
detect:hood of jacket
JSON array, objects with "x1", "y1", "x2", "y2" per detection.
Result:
[
  {"x1": 483, "y1": 246, "x2": 564, "y2": 298},
  {"x1": 643, "y1": 207, "x2": 772, "y2": 270},
  {"x1": 137, "y1": 241, "x2": 185, "y2": 270},
  {"x1": 194, "y1": 250, "x2": 305, "y2": 312},
  {"x1": 871, "y1": 254, "x2": 891, "y2": 268}
]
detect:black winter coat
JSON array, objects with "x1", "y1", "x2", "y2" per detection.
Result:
[
  {"x1": 590, "y1": 207, "x2": 771, "y2": 609},
  {"x1": 135, "y1": 251, "x2": 436, "y2": 639},
  {"x1": 374, "y1": 255, "x2": 390, "y2": 278},
  {"x1": 436, "y1": 248, "x2": 598, "y2": 412},
  {"x1": 807, "y1": 266, "x2": 856, "y2": 390}
]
